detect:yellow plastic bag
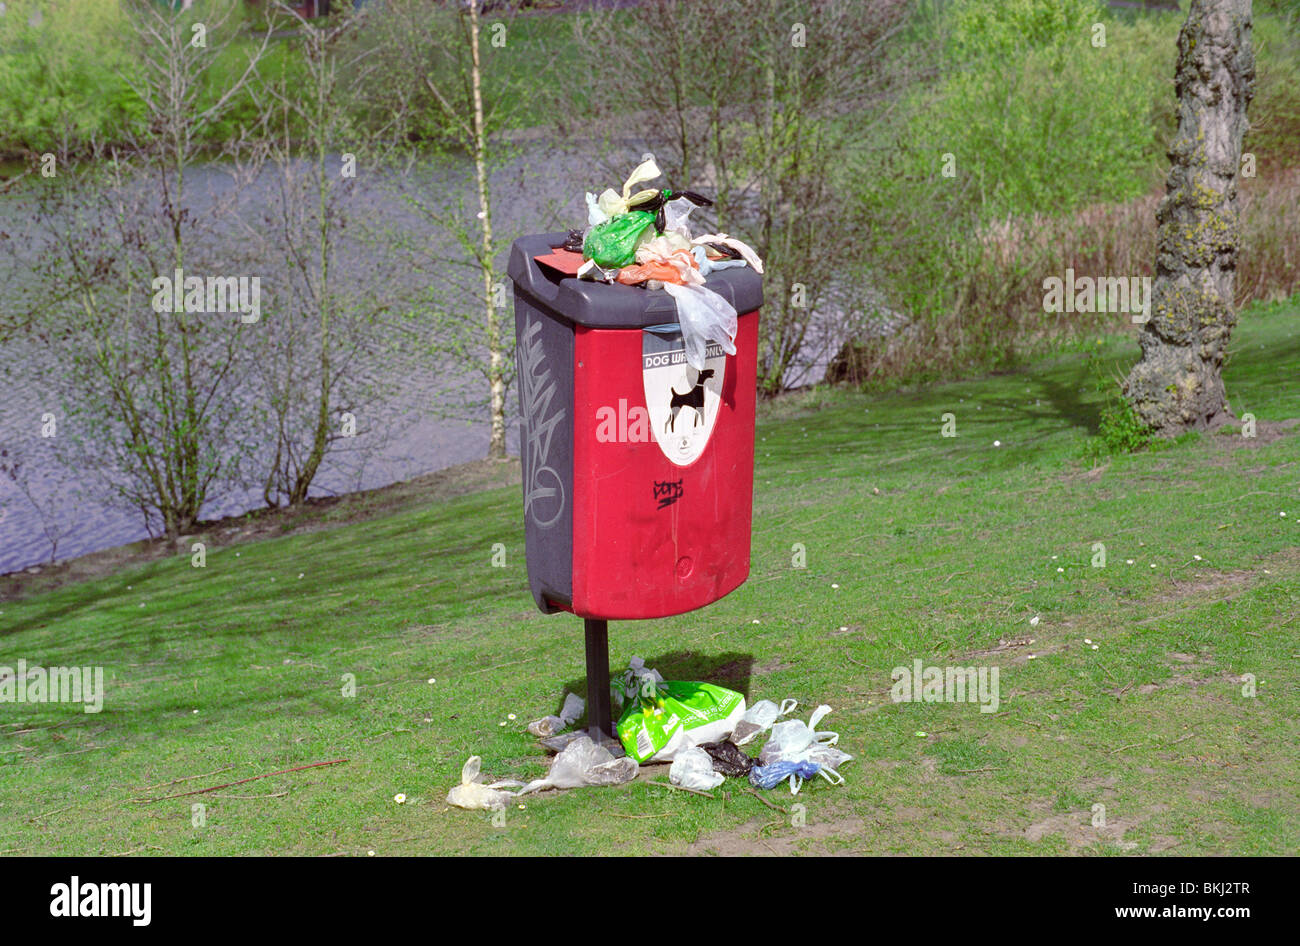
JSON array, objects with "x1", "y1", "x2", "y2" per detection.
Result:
[{"x1": 595, "y1": 157, "x2": 662, "y2": 219}]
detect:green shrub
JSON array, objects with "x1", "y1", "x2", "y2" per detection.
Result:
[{"x1": 0, "y1": 0, "x2": 142, "y2": 156}]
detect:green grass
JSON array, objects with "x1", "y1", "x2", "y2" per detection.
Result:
[{"x1": 2, "y1": 299, "x2": 1298, "y2": 855}]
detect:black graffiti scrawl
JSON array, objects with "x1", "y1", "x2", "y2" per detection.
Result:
[
  {"x1": 519, "y1": 318, "x2": 565, "y2": 528},
  {"x1": 654, "y1": 479, "x2": 683, "y2": 509}
]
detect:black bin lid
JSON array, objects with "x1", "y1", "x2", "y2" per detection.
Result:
[{"x1": 508, "y1": 232, "x2": 764, "y2": 329}]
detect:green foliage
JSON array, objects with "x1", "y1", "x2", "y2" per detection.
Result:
[
  {"x1": 1083, "y1": 353, "x2": 1153, "y2": 462},
  {"x1": 0, "y1": 0, "x2": 143, "y2": 155},
  {"x1": 917, "y1": 4, "x2": 1167, "y2": 221},
  {"x1": 1246, "y1": 13, "x2": 1300, "y2": 164},
  {"x1": 1089, "y1": 391, "x2": 1154, "y2": 461},
  {"x1": 946, "y1": 0, "x2": 1104, "y2": 62}
]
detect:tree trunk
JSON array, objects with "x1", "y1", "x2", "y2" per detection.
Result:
[{"x1": 1123, "y1": 0, "x2": 1254, "y2": 434}]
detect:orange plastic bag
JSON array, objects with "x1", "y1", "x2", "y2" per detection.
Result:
[{"x1": 616, "y1": 249, "x2": 699, "y2": 286}]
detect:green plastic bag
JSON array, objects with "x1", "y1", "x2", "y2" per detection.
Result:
[
  {"x1": 583, "y1": 210, "x2": 656, "y2": 269},
  {"x1": 616, "y1": 680, "x2": 747, "y2": 763}
]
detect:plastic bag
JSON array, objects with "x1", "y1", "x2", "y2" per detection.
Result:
[
  {"x1": 517, "y1": 734, "x2": 639, "y2": 794},
  {"x1": 692, "y1": 244, "x2": 748, "y2": 278},
  {"x1": 662, "y1": 283, "x2": 738, "y2": 371},
  {"x1": 803, "y1": 742, "x2": 853, "y2": 774},
  {"x1": 616, "y1": 679, "x2": 746, "y2": 763},
  {"x1": 539, "y1": 729, "x2": 625, "y2": 755},
  {"x1": 583, "y1": 210, "x2": 656, "y2": 269},
  {"x1": 446, "y1": 756, "x2": 526, "y2": 811},
  {"x1": 669, "y1": 746, "x2": 725, "y2": 791},
  {"x1": 616, "y1": 249, "x2": 701, "y2": 287},
  {"x1": 585, "y1": 192, "x2": 608, "y2": 227},
  {"x1": 526, "y1": 691, "x2": 585, "y2": 738},
  {"x1": 691, "y1": 232, "x2": 764, "y2": 274},
  {"x1": 749, "y1": 760, "x2": 823, "y2": 794},
  {"x1": 733, "y1": 698, "x2": 799, "y2": 746},
  {"x1": 661, "y1": 196, "x2": 697, "y2": 237},
  {"x1": 759, "y1": 704, "x2": 839, "y2": 766},
  {"x1": 635, "y1": 231, "x2": 695, "y2": 264},
  {"x1": 594, "y1": 156, "x2": 662, "y2": 219},
  {"x1": 700, "y1": 740, "x2": 755, "y2": 777},
  {"x1": 618, "y1": 656, "x2": 664, "y2": 705}
]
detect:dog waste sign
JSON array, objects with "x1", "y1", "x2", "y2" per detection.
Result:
[{"x1": 642, "y1": 326, "x2": 726, "y2": 466}]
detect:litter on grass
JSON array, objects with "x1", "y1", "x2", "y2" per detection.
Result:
[{"x1": 447, "y1": 657, "x2": 849, "y2": 810}]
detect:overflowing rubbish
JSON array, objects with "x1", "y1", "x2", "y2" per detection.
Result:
[
  {"x1": 700, "y1": 740, "x2": 755, "y2": 777},
  {"x1": 616, "y1": 679, "x2": 746, "y2": 764},
  {"x1": 733, "y1": 698, "x2": 799, "y2": 746},
  {"x1": 669, "y1": 746, "x2": 726, "y2": 792},
  {"x1": 517, "y1": 735, "x2": 639, "y2": 794},
  {"x1": 548, "y1": 156, "x2": 764, "y2": 372}
]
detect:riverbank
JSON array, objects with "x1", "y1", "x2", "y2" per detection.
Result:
[{"x1": 0, "y1": 457, "x2": 521, "y2": 602}]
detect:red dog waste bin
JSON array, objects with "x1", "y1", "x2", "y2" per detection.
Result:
[{"x1": 510, "y1": 233, "x2": 763, "y2": 621}]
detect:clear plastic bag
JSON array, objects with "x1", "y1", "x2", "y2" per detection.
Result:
[
  {"x1": 538, "y1": 729, "x2": 625, "y2": 755},
  {"x1": 733, "y1": 698, "x2": 799, "y2": 746},
  {"x1": 526, "y1": 691, "x2": 586, "y2": 738},
  {"x1": 517, "y1": 735, "x2": 639, "y2": 794},
  {"x1": 618, "y1": 656, "x2": 664, "y2": 705},
  {"x1": 669, "y1": 746, "x2": 725, "y2": 791},
  {"x1": 662, "y1": 283, "x2": 738, "y2": 371}
]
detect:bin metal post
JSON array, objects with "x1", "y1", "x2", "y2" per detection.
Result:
[{"x1": 583, "y1": 618, "x2": 613, "y2": 739}]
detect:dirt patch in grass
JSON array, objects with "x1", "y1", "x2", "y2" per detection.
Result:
[
  {"x1": 687, "y1": 812, "x2": 866, "y2": 856},
  {"x1": 1152, "y1": 569, "x2": 1254, "y2": 603},
  {"x1": 1209, "y1": 417, "x2": 1300, "y2": 448}
]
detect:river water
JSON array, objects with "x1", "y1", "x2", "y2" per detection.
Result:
[{"x1": 0, "y1": 145, "x2": 850, "y2": 575}]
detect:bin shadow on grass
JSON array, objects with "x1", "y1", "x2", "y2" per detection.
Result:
[{"x1": 556, "y1": 650, "x2": 756, "y2": 719}]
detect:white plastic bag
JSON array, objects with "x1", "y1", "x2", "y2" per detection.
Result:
[
  {"x1": 691, "y1": 232, "x2": 764, "y2": 274},
  {"x1": 759, "y1": 704, "x2": 839, "y2": 766},
  {"x1": 446, "y1": 756, "x2": 525, "y2": 811},
  {"x1": 527, "y1": 692, "x2": 586, "y2": 738},
  {"x1": 585, "y1": 192, "x2": 608, "y2": 227},
  {"x1": 663, "y1": 283, "x2": 738, "y2": 371},
  {"x1": 516, "y1": 735, "x2": 639, "y2": 794},
  {"x1": 733, "y1": 698, "x2": 799, "y2": 746},
  {"x1": 669, "y1": 746, "x2": 725, "y2": 792},
  {"x1": 661, "y1": 196, "x2": 697, "y2": 237}
]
